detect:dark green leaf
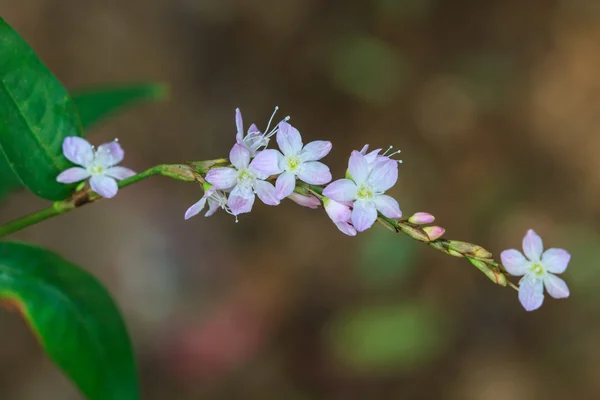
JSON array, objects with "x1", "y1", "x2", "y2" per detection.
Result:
[
  {"x1": 0, "y1": 18, "x2": 83, "y2": 200},
  {"x1": 0, "y1": 242, "x2": 139, "y2": 400},
  {"x1": 72, "y1": 83, "x2": 167, "y2": 129}
]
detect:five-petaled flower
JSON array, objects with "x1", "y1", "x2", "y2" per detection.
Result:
[
  {"x1": 185, "y1": 184, "x2": 229, "y2": 219},
  {"x1": 501, "y1": 229, "x2": 570, "y2": 312},
  {"x1": 56, "y1": 136, "x2": 135, "y2": 198},
  {"x1": 260, "y1": 121, "x2": 332, "y2": 199},
  {"x1": 323, "y1": 150, "x2": 402, "y2": 232},
  {"x1": 205, "y1": 144, "x2": 280, "y2": 216}
]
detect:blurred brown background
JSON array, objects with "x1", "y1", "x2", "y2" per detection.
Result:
[{"x1": 0, "y1": 0, "x2": 596, "y2": 398}]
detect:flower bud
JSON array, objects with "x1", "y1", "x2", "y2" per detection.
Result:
[
  {"x1": 467, "y1": 257, "x2": 507, "y2": 286},
  {"x1": 423, "y1": 226, "x2": 445, "y2": 240},
  {"x1": 447, "y1": 240, "x2": 492, "y2": 259},
  {"x1": 408, "y1": 212, "x2": 435, "y2": 225},
  {"x1": 288, "y1": 193, "x2": 321, "y2": 209},
  {"x1": 162, "y1": 164, "x2": 196, "y2": 182},
  {"x1": 397, "y1": 223, "x2": 430, "y2": 242}
]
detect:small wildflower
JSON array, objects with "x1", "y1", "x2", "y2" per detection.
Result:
[
  {"x1": 323, "y1": 197, "x2": 356, "y2": 236},
  {"x1": 56, "y1": 136, "x2": 135, "y2": 198},
  {"x1": 501, "y1": 229, "x2": 571, "y2": 312},
  {"x1": 205, "y1": 144, "x2": 280, "y2": 216},
  {"x1": 408, "y1": 212, "x2": 435, "y2": 225},
  {"x1": 256, "y1": 121, "x2": 332, "y2": 199},
  {"x1": 185, "y1": 184, "x2": 229, "y2": 219},
  {"x1": 323, "y1": 150, "x2": 401, "y2": 232},
  {"x1": 235, "y1": 107, "x2": 289, "y2": 156},
  {"x1": 287, "y1": 192, "x2": 321, "y2": 209},
  {"x1": 423, "y1": 226, "x2": 445, "y2": 240}
]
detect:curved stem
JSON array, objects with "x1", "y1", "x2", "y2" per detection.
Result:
[{"x1": 0, "y1": 164, "x2": 192, "y2": 238}]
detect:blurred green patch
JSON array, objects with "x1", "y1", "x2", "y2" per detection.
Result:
[
  {"x1": 326, "y1": 303, "x2": 448, "y2": 373},
  {"x1": 376, "y1": 0, "x2": 434, "y2": 21},
  {"x1": 358, "y1": 227, "x2": 420, "y2": 286},
  {"x1": 327, "y1": 34, "x2": 410, "y2": 103}
]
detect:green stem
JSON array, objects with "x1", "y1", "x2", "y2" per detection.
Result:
[{"x1": 0, "y1": 164, "x2": 189, "y2": 238}]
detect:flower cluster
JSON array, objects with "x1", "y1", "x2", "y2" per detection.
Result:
[
  {"x1": 53, "y1": 107, "x2": 573, "y2": 313},
  {"x1": 186, "y1": 108, "x2": 334, "y2": 219}
]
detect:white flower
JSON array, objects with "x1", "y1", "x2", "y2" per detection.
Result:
[
  {"x1": 56, "y1": 137, "x2": 135, "y2": 198},
  {"x1": 501, "y1": 229, "x2": 571, "y2": 311}
]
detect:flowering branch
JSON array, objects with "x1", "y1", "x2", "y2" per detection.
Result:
[{"x1": 0, "y1": 107, "x2": 572, "y2": 312}]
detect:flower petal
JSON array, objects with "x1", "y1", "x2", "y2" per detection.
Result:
[
  {"x1": 254, "y1": 180, "x2": 280, "y2": 206},
  {"x1": 297, "y1": 161, "x2": 332, "y2": 185},
  {"x1": 543, "y1": 274, "x2": 570, "y2": 299},
  {"x1": 500, "y1": 249, "x2": 529, "y2": 276},
  {"x1": 351, "y1": 200, "x2": 377, "y2": 232},
  {"x1": 348, "y1": 151, "x2": 369, "y2": 184},
  {"x1": 368, "y1": 159, "x2": 398, "y2": 192},
  {"x1": 185, "y1": 198, "x2": 207, "y2": 220},
  {"x1": 541, "y1": 248, "x2": 570, "y2": 274},
  {"x1": 206, "y1": 167, "x2": 238, "y2": 190},
  {"x1": 228, "y1": 185, "x2": 255, "y2": 215},
  {"x1": 323, "y1": 179, "x2": 357, "y2": 202},
  {"x1": 276, "y1": 122, "x2": 303, "y2": 156},
  {"x1": 235, "y1": 108, "x2": 244, "y2": 143},
  {"x1": 250, "y1": 149, "x2": 283, "y2": 178},
  {"x1": 62, "y1": 137, "x2": 94, "y2": 167},
  {"x1": 56, "y1": 167, "x2": 91, "y2": 183},
  {"x1": 275, "y1": 171, "x2": 296, "y2": 200},
  {"x1": 324, "y1": 198, "x2": 352, "y2": 222},
  {"x1": 522, "y1": 229, "x2": 544, "y2": 261},
  {"x1": 300, "y1": 140, "x2": 332, "y2": 162},
  {"x1": 105, "y1": 166, "x2": 136, "y2": 180},
  {"x1": 95, "y1": 141, "x2": 125, "y2": 167},
  {"x1": 364, "y1": 149, "x2": 382, "y2": 165},
  {"x1": 288, "y1": 193, "x2": 321, "y2": 209},
  {"x1": 230, "y1": 144, "x2": 250, "y2": 170},
  {"x1": 90, "y1": 175, "x2": 119, "y2": 198},
  {"x1": 518, "y1": 277, "x2": 544, "y2": 312},
  {"x1": 374, "y1": 194, "x2": 402, "y2": 218},
  {"x1": 205, "y1": 198, "x2": 221, "y2": 217},
  {"x1": 335, "y1": 221, "x2": 357, "y2": 236}
]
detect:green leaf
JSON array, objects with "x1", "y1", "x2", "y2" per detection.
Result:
[
  {"x1": 0, "y1": 18, "x2": 83, "y2": 200},
  {"x1": 72, "y1": 83, "x2": 167, "y2": 129},
  {"x1": 0, "y1": 242, "x2": 138, "y2": 400},
  {"x1": 0, "y1": 82, "x2": 167, "y2": 202}
]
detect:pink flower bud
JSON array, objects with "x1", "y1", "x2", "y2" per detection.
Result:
[
  {"x1": 287, "y1": 193, "x2": 321, "y2": 209},
  {"x1": 423, "y1": 226, "x2": 445, "y2": 241},
  {"x1": 408, "y1": 212, "x2": 435, "y2": 225}
]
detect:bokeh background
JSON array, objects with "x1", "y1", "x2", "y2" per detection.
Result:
[{"x1": 0, "y1": 0, "x2": 596, "y2": 398}]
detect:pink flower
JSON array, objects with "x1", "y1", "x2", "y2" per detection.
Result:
[
  {"x1": 323, "y1": 197, "x2": 356, "y2": 236},
  {"x1": 253, "y1": 121, "x2": 332, "y2": 200},
  {"x1": 323, "y1": 150, "x2": 402, "y2": 232},
  {"x1": 56, "y1": 137, "x2": 135, "y2": 198},
  {"x1": 501, "y1": 229, "x2": 571, "y2": 312},
  {"x1": 185, "y1": 185, "x2": 230, "y2": 219},
  {"x1": 205, "y1": 144, "x2": 280, "y2": 216}
]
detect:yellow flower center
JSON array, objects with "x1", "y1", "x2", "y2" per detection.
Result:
[
  {"x1": 357, "y1": 184, "x2": 373, "y2": 200},
  {"x1": 286, "y1": 156, "x2": 301, "y2": 172},
  {"x1": 530, "y1": 263, "x2": 545, "y2": 276},
  {"x1": 89, "y1": 164, "x2": 104, "y2": 175}
]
